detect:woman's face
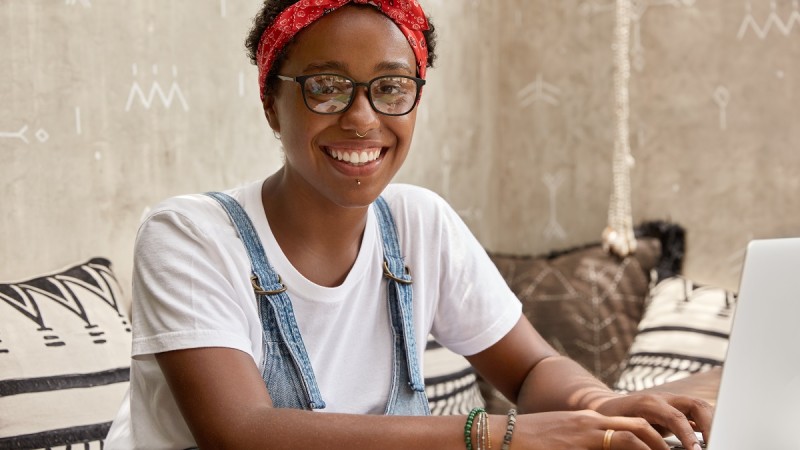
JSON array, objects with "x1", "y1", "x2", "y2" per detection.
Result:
[{"x1": 264, "y1": 6, "x2": 420, "y2": 209}]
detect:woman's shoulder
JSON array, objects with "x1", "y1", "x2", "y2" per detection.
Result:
[
  {"x1": 147, "y1": 193, "x2": 219, "y2": 218},
  {"x1": 138, "y1": 180, "x2": 261, "y2": 239},
  {"x1": 145, "y1": 181, "x2": 258, "y2": 220}
]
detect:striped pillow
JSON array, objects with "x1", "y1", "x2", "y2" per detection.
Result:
[
  {"x1": 0, "y1": 258, "x2": 131, "y2": 449},
  {"x1": 423, "y1": 337, "x2": 485, "y2": 415},
  {"x1": 614, "y1": 276, "x2": 736, "y2": 392}
]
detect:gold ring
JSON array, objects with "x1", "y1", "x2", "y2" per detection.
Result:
[
  {"x1": 603, "y1": 429, "x2": 615, "y2": 450},
  {"x1": 355, "y1": 130, "x2": 367, "y2": 138}
]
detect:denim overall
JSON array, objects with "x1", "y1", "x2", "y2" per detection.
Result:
[{"x1": 206, "y1": 192, "x2": 430, "y2": 415}]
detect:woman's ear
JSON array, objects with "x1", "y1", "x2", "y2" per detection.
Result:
[{"x1": 263, "y1": 95, "x2": 280, "y2": 134}]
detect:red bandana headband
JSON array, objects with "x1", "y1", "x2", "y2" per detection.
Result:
[{"x1": 256, "y1": 0, "x2": 430, "y2": 100}]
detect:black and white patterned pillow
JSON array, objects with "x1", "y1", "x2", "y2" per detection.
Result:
[
  {"x1": 423, "y1": 337, "x2": 485, "y2": 415},
  {"x1": 614, "y1": 276, "x2": 736, "y2": 392},
  {"x1": 0, "y1": 258, "x2": 132, "y2": 449}
]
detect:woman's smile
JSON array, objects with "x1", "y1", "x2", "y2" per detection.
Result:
[
  {"x1": 325, "y1": 147, "x2": 383, "y2": 165},
  {"x1": 322, "y1": 141, "x2": 386, "y2": 177}
]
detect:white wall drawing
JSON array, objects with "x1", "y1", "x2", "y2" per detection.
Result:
[
  {"x1": 35, "y1": 128, "x2": 49, "y2": 143},
  {"x1": 713, "y1": 86, "x2": 730, "y2": 131},
  {"x1": 74, "y1": 107, "x2": 82, "y2": 135},
  {"x1": 0, "y1": 125, "x2": 31, "y2": 144},
  {"x1": 518, "y1": 74, "x2": 561, "y2": 107},
  {"x1": 542, "y1": 172, "x2": 567, "y2": 241},
  {"x1": 738, "y1": 1, "x2": 800, "y2": 40},
  {"x1": 125, "y1": 64, "x2": 190, "y2": 112},
  {"x1": 0, "y1": 124, "x2": 49, "y2": 145}
]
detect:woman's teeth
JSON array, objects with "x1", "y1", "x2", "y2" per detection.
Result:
[{"x1": 327, "y1": 148, "x2": 381, "y2": 165}]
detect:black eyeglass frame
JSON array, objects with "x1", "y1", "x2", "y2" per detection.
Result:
[{"x1": 276, "y1": 73, "x2": 426, "y2": 116}]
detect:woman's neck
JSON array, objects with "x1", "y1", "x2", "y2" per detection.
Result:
[{"x1": 260, "y1": 170, "x2": 370, "y2": 288}]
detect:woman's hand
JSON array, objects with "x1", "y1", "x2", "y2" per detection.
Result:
[
  {"x1": 594, "y1": 392, "x2": 713, "y2": 450},
  {"x1": 509, "y1": 410, "x2": 670, "y2": 449},
  {"x1": 468, "y1": 319, "x2": 712, "y2": 448}
]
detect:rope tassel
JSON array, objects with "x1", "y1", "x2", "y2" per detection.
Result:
[{"x1": 603, "y1": 0, "x2": 637, "y2": 258}]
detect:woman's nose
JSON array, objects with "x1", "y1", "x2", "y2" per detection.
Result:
[{"x1": 340, "y1": 87, "x2": 380, "y2": 132}]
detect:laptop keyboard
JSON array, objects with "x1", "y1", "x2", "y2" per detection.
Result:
[{"x1": 664, "y1": 433, "x2": 707, "y2": 449}]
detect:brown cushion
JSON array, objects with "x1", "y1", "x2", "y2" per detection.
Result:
[{"x1": 489, "y1": 238, "x2": 661, "y2": 388}]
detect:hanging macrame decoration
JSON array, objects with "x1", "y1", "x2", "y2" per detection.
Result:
[{"x1": 602, "y1": 0, "x2": 637, "y2": 257}]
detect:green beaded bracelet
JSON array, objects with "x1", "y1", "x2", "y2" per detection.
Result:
[{"x1": 464, "y1": 407, "x2": 485, "y2": 450}]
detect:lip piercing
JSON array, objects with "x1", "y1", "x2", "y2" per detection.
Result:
[
  {"x1": 355, "y1": 130, "x2": 367, "y2": 138},
  {"x1": 356, "y1": 179, "x2": 362, "y2": 185}
]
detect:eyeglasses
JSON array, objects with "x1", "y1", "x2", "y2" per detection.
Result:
[{"x1": 276, "y1": 73, "x2": 425, "y2": 116}]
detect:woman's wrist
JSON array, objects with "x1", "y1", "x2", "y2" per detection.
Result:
[{"x1": 584, "y1": 390, "x2": 627, "y2": 413}]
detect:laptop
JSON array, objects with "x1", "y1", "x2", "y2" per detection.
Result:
[{"x1": 666, "y1": 238, "x2": 800, "y2": 449}]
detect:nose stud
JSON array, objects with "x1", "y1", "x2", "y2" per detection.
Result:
[{"x1": 355, "y1": 130, "x2": 367, "y2": 138}]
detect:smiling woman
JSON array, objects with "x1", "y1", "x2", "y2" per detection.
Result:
[{"x1": 103, "y1": 1, "x2": 713, "y2": 449}]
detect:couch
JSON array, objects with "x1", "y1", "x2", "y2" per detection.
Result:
[
  {"x1": 424, "y1": 221, "x2": 737, "y2": 415},
  {"x1": 0, "y1": 223, "x2": 737, "y2": 448}
]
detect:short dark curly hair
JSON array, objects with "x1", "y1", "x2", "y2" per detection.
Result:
[{"x1": 245, "y1": 0, "x2": 438, "y2": 97}]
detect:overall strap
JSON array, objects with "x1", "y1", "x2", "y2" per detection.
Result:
[
  {"x1": 204, "y1": 192, "x2": 326, "y2": 409},
  {"x1": 373, "y1": 196, "x2": 425, "y2": 392}
]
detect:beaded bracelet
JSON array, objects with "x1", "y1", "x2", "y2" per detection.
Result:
[
  {"x1": 464, "y1": 407, "x2": 485, "y2": 450},
  {"x1": 475, "y1": 411, "x2": 484, "y2": 450},
  {"x1": 500, "y1": 409, "x2": 517, "y2": 450},
  {"x1": 477, "y1": 410, "x2": 491, "y2": 450},
  {"x1": 485, "y1": 411, "x2": 492, "y2": 450}
]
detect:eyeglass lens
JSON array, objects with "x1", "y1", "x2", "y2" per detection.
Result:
[{"x1": 303, "y1": 75, "x2": 418, "y2": 115}]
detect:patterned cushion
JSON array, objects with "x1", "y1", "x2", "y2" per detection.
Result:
[
  {"x1": 489, "y1": 238, "x2": 662, "y2": 387},
  {"x1": 614, "y1": 276, "x2": 736, "y2": 392},
  {"x1": 423, "y1": 337, "x2": 485, "y2": 415},
  {"x1": 0, "y1": 258, "x2": 132, "y2": 449}
]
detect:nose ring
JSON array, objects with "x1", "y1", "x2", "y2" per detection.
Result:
[{"x1": 355, "y1": 130, "x2": 367, "y2": 138}]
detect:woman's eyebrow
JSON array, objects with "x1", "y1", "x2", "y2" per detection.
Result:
[
  {"x1": 374, "y1": 61, "x2": 414, "y2": 74},
  {"x1": 301, "y1": 61, "x2": 349, "y2": 73}
]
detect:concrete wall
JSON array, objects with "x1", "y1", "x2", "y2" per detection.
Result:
[{"x1": 2, "y1": 1, "x2": 798, "y2": 301}]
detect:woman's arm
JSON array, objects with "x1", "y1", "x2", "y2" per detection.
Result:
[
  {"x1": 467, "y1": 316, "x2": 713, "y2": 450},
  {"x1": 156, "y1": 347, "x2": 469, "y2": 449},
  {"x1": 465, "y1": 316, "x2": 619, "y2": 413}
]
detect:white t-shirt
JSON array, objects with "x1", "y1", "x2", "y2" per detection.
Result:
[{"x1": 106, "y1": 181, "x2": 521, "y2": 449}]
